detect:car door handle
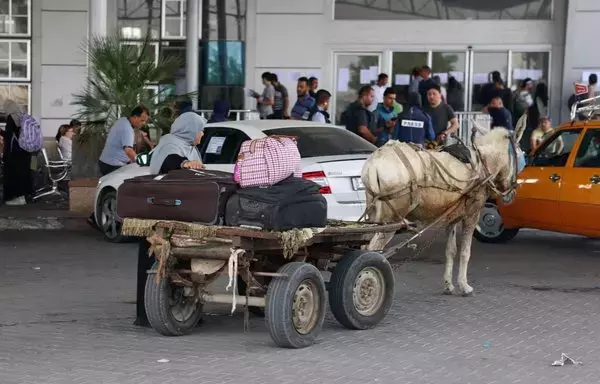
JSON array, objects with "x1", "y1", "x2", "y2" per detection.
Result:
[
  {"x1": 549, "y1": 173, "x2": 561, "y2": 182},
  {"x1": 591, "y1": 175, "x2": 600, "y2": 184}
]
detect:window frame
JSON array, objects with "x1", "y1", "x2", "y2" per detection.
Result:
[
  {"x1": 120, "y1": 40, "x2": 160, "y2": 68},
  {"x1": 161, "y1": 0, "x2": 186, "y2": 40},
  {"x1": 573, "y1": 128, "x2": 600, "y2": 169},
  {"x1": 0, "y1": 82, "x2": 31, "y2": 120},
  {"x1": 0, "y1": 0, "x2": 31, "y2": 37},
  {"x1": 0, "y1": 39, "x2": 30, "y2": 81},
  {"x1": 529, "y1": 128, "x2": 583, "y2": 168}
]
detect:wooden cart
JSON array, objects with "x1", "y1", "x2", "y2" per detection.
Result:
[{"x1": 122, "y1": 219, "x2": 410, "y2": 349}]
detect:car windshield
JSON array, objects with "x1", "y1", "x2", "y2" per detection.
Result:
[{"x1": 264, "y1": 126, "x2": 376, "y2": 157}]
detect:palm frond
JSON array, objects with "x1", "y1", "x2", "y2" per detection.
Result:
[{"x1": 71, "y1": 33, "x2": 195, "y2": 142}]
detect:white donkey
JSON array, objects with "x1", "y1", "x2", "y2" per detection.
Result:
[{"x1": 361, "y1": 128, "x2": 519, "y2": 296}]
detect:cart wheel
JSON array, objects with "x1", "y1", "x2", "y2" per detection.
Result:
[
  {"x1": 265, "y1": 262, "x2": 326, "y2": 349},
  {"x1": 329, "y1": 251, "x2": 395, "y2": 330},
  {"x1": 144, "y1": 262, "x2": 203, "y2": 336}
]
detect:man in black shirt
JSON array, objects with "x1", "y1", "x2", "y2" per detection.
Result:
[
  {"x1": 424, "y1": 83, "x2": 459, "y2": 144},
  {"x1": 342, "y1": 85, "x2": 377, "y2": 144}
]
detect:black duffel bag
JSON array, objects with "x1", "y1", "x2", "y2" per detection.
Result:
[{"x1": 225, "y1": 177, "x2": 328, "y2": 230}]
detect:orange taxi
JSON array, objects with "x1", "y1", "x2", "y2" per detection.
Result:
[{"x1": 474, "y1": 121, "x2": 600, "y2": 243}]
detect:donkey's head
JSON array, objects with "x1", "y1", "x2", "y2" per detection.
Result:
[{"x1": 472, "y1": 126, "x2": 521, "y2": 198}]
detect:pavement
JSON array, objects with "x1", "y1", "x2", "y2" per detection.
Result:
[{"x1": 0, "y1": 229, "x2": 599, "y2": 384}]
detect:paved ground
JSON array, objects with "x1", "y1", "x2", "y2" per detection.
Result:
[{"x1": 0, "y1": 229, "x2": 598, "y2": 384}]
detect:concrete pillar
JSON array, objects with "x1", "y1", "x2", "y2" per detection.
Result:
[
  {"x1": 89, "y1": 0, "x2": 108, "y2": 38},
  {"x1": 186, "y1": 0, "x2": 200, "y2": 110}
]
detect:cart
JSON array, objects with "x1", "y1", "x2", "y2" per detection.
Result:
[{"x1": 121, "y1": 219, "x2": 411, "y2": 349}]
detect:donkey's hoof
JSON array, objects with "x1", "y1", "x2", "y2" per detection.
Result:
[
  {"x1": 443, "y1": 285, "x2": 455, "y2": 295},
  {"x1": 459, "y1": 283, "x2": 474, "y2": 297}
]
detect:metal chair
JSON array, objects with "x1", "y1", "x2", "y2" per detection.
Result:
[{"x1": 33, "y1": 148, "x2": 70, "y2": 201}]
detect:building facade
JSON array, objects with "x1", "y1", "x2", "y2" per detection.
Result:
[{"x1": 1, "y1": 0, "x2": 597, "y2": 137}]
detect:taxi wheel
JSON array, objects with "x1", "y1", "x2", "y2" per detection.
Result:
[{"x1": 474, "y1": 202, "x2": 519, "y2": 244}]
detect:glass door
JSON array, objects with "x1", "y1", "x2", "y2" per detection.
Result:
[
  {"x1": 468, "y1": 50, "x2": 509, "y2": 112},
  {"x1": 333, "y1": 52, "x2": 382, "y2": 123},
  {"x1": 391, "y1": 51, "x2": 428, "y2": 104},
  {"x1": 431, "y1": 51, "x2": 467, "y2": 112}
]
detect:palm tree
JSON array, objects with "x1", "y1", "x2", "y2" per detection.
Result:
[{"x1": 70, "y1": 34, "x2": 189, "y2": 179}]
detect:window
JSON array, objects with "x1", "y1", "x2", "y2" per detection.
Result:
[
  {"x1": 574, "y1": 129, "x2": 600, "y2": 168},
  {"x1": 264, "y1": 126, "x2": 377, "y2": 158},
  {"x1": 162, "y1": 0, "x2": 186, "y2": 38},
  {"x1": 531, "y1": 129, "x2": 582, "y2": 167},
  {"x1": 0, "y1": 0, "x2": 30, "y2": 36},
  {"x1": 0, "y1": 1, "x2": 30, "y2": 118},
  {"x1": 199, "y1": 127, "x2": 250, "y2": 164},
  {"x1": 118, "y1": 0, "x2": 161, "y2": 39},
  {"x1": 120, "y1": 40, "x2": 159, "y2": 66},
  {"x1": 334, "y1": 0, "x2": 552, "y2": 20},
  {"x1": 203, "y1": 41, "x2": 244, "y2": 86},
  {"x1": 0, "y1": 82, "x2": 28, "y2": 122}
]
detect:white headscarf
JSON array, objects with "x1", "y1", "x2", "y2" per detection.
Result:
[
  {"x1": 149, "y1": 112, "x2": 205, "y2": 174},
  {"x1": 4, "y1": 99, "x2": 24, "y2": 127}
]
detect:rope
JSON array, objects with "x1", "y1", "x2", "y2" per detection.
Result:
[{"x1": 225, "y1": 248, "x2": 245, "y2": 314}]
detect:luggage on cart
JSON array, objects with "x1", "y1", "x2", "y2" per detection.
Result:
[
  {"x1": 225, "y1": 176, "x2": 327, "y2": 230},
  {"x1": 117, "y1": 169, "x2": 237, "y2": 224},
  {"x1": 234, "y1": 136, "x2": 302, "y2": 187}
]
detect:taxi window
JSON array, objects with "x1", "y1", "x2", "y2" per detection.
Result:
[
  {"x1": 530, "y1": 129, "x2": 582, "y2": 167},
  {"x1": 574, "y1": 129, "x2": 600, "y2": 168}
]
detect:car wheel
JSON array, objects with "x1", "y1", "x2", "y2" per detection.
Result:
[
  {"x1": 96, "y1": 190, "x2": 127, "y2": 243},
  {"x1": 474, "y1": 201, "x2": 519, "y2": 244}
]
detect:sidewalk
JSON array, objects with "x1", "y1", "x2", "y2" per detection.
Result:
[{"x1": 0, "y1": 201, "x2": 91, "y2": 231}]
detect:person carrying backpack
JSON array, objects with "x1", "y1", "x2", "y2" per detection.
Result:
[
  {"x1": 301, "y1": 89, "x2": 331, "y2": 123},
  {"x1": 340, "y1": 85, "x2": 377, "y2": 144},
  {"x1": 1, "y1": 100, "x2": 41, "y2": 206}
]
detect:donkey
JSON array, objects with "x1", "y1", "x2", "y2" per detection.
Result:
[{"x1": 361, "y1": 128, "x2": 519, "y2": 296}]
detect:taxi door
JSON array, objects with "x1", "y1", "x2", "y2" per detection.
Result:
[
  {"x1": 502, "y1": 128, "x2": 583, "y2": 230},
  {"x1": 559, "y1": 127, "x2": 600, "y2": 235}
]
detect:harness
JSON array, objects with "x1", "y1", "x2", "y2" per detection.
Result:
[{"x1": 359, "y1": 128, "x2": 520, "y2": 224}]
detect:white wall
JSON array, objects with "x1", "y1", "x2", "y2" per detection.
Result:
[
  {"x1": 245, "y1": 0, "x2": 567, "y2": 123},
  {"x1": 32, "y1": 0, "x2": 89, "y2": 138}
]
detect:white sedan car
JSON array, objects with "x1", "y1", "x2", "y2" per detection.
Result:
[{"x1": 94, "y1": 120, "x2": 376, "y2": 242}]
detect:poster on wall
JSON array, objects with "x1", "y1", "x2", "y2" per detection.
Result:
[
  {"x1": 449, "y1": 71, "x2": 464, "y2": 82},
  {"x1": 433, "y1": 73, "x2": 448, "y2": 84},
  {"x1": 338, "y1": 68, "x2": 350, "y2": 92},
  {"x1": 513, "y1": 69, "x2": 544, "y2": 80},
  {"x1": 360, "y1": 69, "x2": 373, "y2": 84},
  {"x1": 394, "y1": 74, "x2": 410, "y2": 85},
  {"x1": 582, "y1": 70, "x2": 600, "y2": 83}
]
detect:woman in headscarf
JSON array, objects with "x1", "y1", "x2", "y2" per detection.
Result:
[
  {"x1": 2, "y1": 100, "x2": 32, "y2": 206},
  {"x1": 207, "y1": 99, "x2": 230, "y2": 123},
  {"x1": 149, "y1": 111, "x2": 206, "y2": 174}
]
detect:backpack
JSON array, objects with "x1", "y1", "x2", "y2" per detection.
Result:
[
  {"x1": 17, "y1": 114, "x2": 43, "y2": 153},
  {"x1": 340, "y1": 101, "x2": 360, "y2": 127}
]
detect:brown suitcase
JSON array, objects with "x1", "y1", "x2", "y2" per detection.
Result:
[{"x1": 116, "y1": 169, "x2": 238, "y2": 224}]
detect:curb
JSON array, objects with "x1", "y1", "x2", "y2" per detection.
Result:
[{"x1": 0, "y1": 215, "x2": 92, "y2": 231}]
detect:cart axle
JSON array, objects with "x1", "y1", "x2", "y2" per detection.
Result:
[{"x1": 199, "y1": 292, "x2": 266, "y2": 307}]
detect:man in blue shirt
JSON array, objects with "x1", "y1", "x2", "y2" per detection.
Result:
[
  {"x1": 374, "y1": 87, "x2": 398, "y2": 146},
  {"x1": 394, "y1": 92, "x2": 436, "y2": 147},
  {"x1": 291, "y1": 77, "x2": 315, "y2": 120}
]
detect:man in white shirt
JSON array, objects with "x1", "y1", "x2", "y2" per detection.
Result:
[{"x1": 369, "y1": 73, "x2": 389, "y2": 111}]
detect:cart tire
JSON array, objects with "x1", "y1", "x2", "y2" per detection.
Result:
[
  {"x1": 329, "y1": 251, "x2": 395, "y2": 330},
  {"x1": 265, "y1": 262, "x2": 326, "y2": 349},
  {"x1": 144, "y1": 262, "x2": 203, "y2": 336}
]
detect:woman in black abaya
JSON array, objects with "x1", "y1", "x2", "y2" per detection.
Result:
[{"x1": 1, "y1": 100, "x2": 32, "y2": 206}]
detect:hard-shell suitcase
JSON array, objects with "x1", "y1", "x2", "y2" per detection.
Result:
[
  {"x1": 225, "y1": 177, "x2": 328, "y2": 230},
  {"x1": 117, "y1": 169, "x2": 237, "y2": 224}
]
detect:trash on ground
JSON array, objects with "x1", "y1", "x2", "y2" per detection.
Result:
[
  {"x1": 31, "y1": 267, "x2": 40, "y2": 270},
  {"x1": 551, "y1": 353, "x2": 582, "y2": 367},
  {"x1": 407, "y1": 243, "x2": 417, "y2": 250},
  {"x1": 156, "y1": 359, "x2": 170, "y2": 363}
]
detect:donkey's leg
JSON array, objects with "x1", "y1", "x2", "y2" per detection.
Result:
[
  {"x1": 457, "y1": 213, "x2": 479, "y2": 296},
  {"x1": 443, "y1": 223, "x2": 458, "y2": 295}
]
